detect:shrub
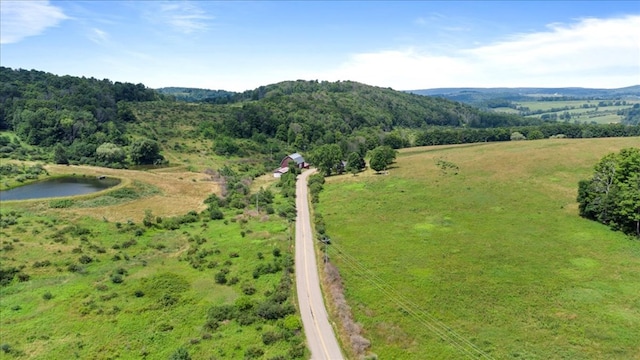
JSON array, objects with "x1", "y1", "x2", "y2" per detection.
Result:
[
  {"x1": 237, "y1": 312, "x2": 258, "y2": 326},
  {"x1": 42, "y1": 291, "x2": 53, "y2": 300},
  {"x1": 256, "y1": 300, "x2": 295, "y2": 320},
  {"x1": 208, "y1": 304, "x2": 236, "y2": 323},
  {"x1": 78, "y1": 255, "x2": 93, "y2": 264},
  {"x1": 287, "y1": 342, "x2": 306, "y2": 359},
  {"x1": 242, "y1": 282, "x2": 256, "y2": 295},
  {"x1": 160, "y1": 294, "x2": 178, "y2": 307},
  {"x1": 244, "y1": 346, "x2": 264, "y2": 359},
  {"x1": 168, "y1": 347, "x2": 191, "y2": 360},
  {"x1": 209, "y1": 207, "x2": 224, "y2": 220},
  {"x1": 214, "y1": 271, "x2": 227, "y2": 284},
  {"x1": 67, "y1": 264, "x2": 83, "y2": 273},
  {"x1": 49, "y1": 199, "x2": 74, "y2": 208},
  {"x1": 283, "y1": 315, "x2": 302, "y2": 331},
  {"x1": 110, "y1": 274, "x2": 124, "y2": 284},
  {"x1": 510, "y1": 131, "x2": 526, "y2": 141},
  {"x1": 262, "y1": 331, "x2": 282, "y2": 345}
]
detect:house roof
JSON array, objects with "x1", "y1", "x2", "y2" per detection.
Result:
[{"x1": 274, "y1": 167, "x2": 289, "y2": 174}]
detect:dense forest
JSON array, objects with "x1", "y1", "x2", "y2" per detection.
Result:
[
  {"x1": 1, "y1": 67, "x2": 639, "y2": 171},
  {"x1": 0, "y1": 67, "x2": 163, "y2": 167}
]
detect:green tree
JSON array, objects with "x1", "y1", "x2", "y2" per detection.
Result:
[
  {"x1": 213, "y1": 136, "x2": 240, "y2": 156},
  {"x1": 527, "y1": 129, "x2": 544, "y2": 140},
  {"x1": 53, "y1": 143, "x2": 68, "y2": 164},
  {"x1": 510, "y1": 131, "x2": 526, "y2": 141},
  {"x1": 346, "y1": 151, "x2": 365, "y2": 175},
  {"x1": 130, "y1": 138, "x2": 163, "y2": 165},
  {"x1": 369, "y1": 150, "x2": 387, "y2": 173},
  {"x1": 308, "y1": 144, "x2": 343, "y2": 176},
  {"x1": 96, "y1": 142, "x2": 125, "y2": 164},
  {"x1": 368, "y1": 145, "x2": 397, "y2": 173},
  {"x1": 577, "y1": 147, "x2": 640, "y2": 237}
]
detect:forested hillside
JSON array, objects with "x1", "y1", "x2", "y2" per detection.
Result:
[
  {"x1": 0, "y1": 67, "x2": 164, "y2": 167},
  {"x1": 156, "y1": 87, "x2": 237, "y2": 103},
  {"x1": 1, "y1": 67, "x2": 639, "y2": 171}
]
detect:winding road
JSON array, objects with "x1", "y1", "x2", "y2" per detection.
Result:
[{"x1": 295, "y1": 169, "x2": 344, "y2": 360}]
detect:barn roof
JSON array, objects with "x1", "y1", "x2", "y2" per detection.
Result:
[{"x1": 289, "y1": 153, "x2": 305, "y2": 164}]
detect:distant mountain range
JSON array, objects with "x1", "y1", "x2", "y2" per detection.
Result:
[{"x1": 406, "y1": 85, "x2": 640, "y2": 105}]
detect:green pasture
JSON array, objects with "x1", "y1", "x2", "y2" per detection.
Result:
[
  {"x1": 316, "y1": 137, "x2": 640, "y2": 359},
  {"x1": 0, "y1": 201, "x2": 302, "y2": 359},
  {"x1": 494, "y1": 99, "x2": 640, "y2": 124}
]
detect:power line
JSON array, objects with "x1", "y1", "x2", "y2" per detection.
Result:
[{"x1": 328, "y1": 244, "x2": 494, "y2": 360}]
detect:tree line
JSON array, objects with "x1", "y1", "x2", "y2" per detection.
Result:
[{"x1": 1, "y1": 68, "x2": 639, "y2": 172}]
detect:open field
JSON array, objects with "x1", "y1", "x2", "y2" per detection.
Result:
[
  {"x1": 316, "y1": 137, "x2": 640, "y2": 359},
  {"x1": 0, "y1": 161, "x2": 305, "y2": 359},
  {"x1": 493, "y1": 99, "x2": 640, "y2": 124},
  {"x1": 0, "y1": 162, "x2": 219, "y2": 223}
]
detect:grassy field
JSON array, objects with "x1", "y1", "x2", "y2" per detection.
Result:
[
  {"x1": 0, "y1": 162, "x2": 306, "y2": 359},
  {"x1": 316, "y1": 137, "x2": 640, "y2": 359},
  {"x1": 493, "y1": 99, "x2": 640, "y2": 124}
]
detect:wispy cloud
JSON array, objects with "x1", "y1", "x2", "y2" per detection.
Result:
[
  {"x1": 153, "y1": 1, "x2": 213, "y2": 34},
  {"x1": 322, "y1": 15, "x2": 640, "y2": 89},
  {"x1": 0, "y1": 0, "x2": 69, "y2": 44},
  {"x1": 88, "y1": 28, "x2": 110, "y2": 45}
]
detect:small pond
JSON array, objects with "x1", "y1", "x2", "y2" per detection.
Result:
[{"x1": 0, "y1": 176, "x2": 121, "y2": 201}]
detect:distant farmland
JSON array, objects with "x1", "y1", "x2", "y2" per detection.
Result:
[
  {"x1": 316, "y1": 137, "x2": 640, "y2": 359},
  {"x1": 492, "y1": 99, "x2": 640, "y2": 124}
]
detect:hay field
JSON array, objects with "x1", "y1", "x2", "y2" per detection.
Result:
[{"x1": 317, "y1": 137, "x2": 640, "y2": 359}]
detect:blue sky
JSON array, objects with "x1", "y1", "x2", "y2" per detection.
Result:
[{"x1": 1, "y1": 1, "x2": 639, "y2": 91}]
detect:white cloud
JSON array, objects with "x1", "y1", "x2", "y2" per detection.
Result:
[
  {"x1": 88, "y1": 28, "x2": 109, "y2": 45},
  {"x1": 0, "y1": 1, "x2": 68, "y2": 44},
  {"x1": 321, "y1": 15, "x2": 640, "y2": 89},
  {"x1": 154, "y1": 1, "x2": 212, "y2": 34}
]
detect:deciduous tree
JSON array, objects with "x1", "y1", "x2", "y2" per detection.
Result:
[
  {"x1": 130, "y1": 138, "x2": 163, "y2": 165},
  {"x1": 308, "y1": 144, "x2": 343, "y2": 176},
  {"x1": 577, "y1": 147, "x2": 640, "y2": 237}
]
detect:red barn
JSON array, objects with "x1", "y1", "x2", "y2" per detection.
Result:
[
  {"x1": 279, "y1": 153, "x2": 308, "y2": 169},
  {"x1": 273, "y1": 153, "x2": 309, "y2": 178}
]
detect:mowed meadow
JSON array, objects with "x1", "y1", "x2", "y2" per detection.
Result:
[{"x1": 316, "y1": 137, "x2": 640, "y2": 359}]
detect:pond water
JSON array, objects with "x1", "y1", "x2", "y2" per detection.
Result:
[{"x1": 0, "y1": 176, "x2": 120, "y2": 201}]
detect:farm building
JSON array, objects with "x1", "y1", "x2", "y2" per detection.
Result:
[
  {"x1": 273, "y1": 153, "x2": 309, "y2": 178},
  {"x1": 272, "y1": 166, "x2": 289, "y2": 178},
  {"x1": 279, "y1": 153, "x2": 309, "y2": 169}
]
